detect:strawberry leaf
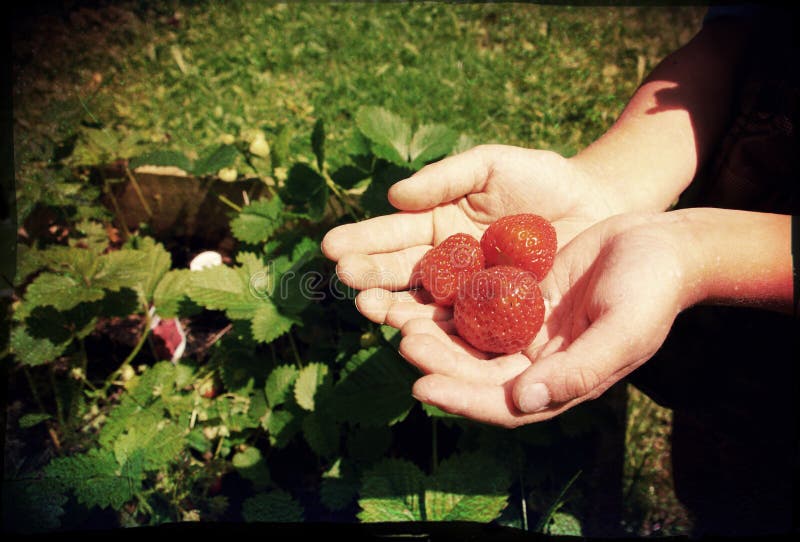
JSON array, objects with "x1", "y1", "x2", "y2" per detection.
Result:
[{"x1": 358, "y1": 458, "x2": 425, "y2": 522}]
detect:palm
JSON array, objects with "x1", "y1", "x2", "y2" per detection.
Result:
[
  {"x1": 322, "y1": 145, "x2": 611, "y2": 326},
  {"x1": 396, "y1": 214, "x2": 689, "y2": 427}
]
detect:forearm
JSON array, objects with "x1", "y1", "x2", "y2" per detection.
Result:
[
  {"x1": 571, "y1": 18, "x2": 753, "y2": 214},
  {"x1": 674, "y1": 208, "x2": 794, "y2": 314}
]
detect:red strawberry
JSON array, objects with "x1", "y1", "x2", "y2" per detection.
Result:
[
  {"x1": 419, "y1": 233, "x2": 485, "y2": 306},
  {"x1": 453, "y1": 265, "x2": 544, "y2": 354},
  {"x1": 480, "y1": 214, "x2": 557, "y2": 281}
]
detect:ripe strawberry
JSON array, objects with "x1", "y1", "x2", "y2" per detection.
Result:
[
  {"x1": 480, "y1": 214, "x2": 557, "y2": 281},
  {"x1": 419, "y1": 233, "x2": 485, "y2": 306},
  {"x1": 454, "y1": 265, "x2": 544, "y2": 354}
]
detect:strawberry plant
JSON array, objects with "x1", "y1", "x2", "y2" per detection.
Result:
[{"x1": 4, "y1": 106, "x2": 619, "y2": 536}]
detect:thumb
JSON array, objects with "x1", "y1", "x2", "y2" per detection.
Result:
[
  {"x1": 512, "y1": 315, "x2": 655, "y2": 413},
  {"x1": 388, "y1": 145, "x2": 492, "y2": 211}
]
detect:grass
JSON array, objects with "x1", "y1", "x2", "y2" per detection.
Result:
[{"x1": 11, "y1": 1, "x2": 707, "y2": 534}]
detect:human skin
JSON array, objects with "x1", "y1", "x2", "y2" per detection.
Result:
[{"x1": 399, "y1": 208, "x2": 793, "y2": 427}]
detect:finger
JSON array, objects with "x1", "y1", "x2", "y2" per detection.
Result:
[
  {"x1": 400, "y1": 318, "x2": 490, "y2": 360},
  {"x1": 399, "y1": 334, "x2": 530, "y2": 385},
  {"x1": 335, "y1": 245, "x2": 430, "y2": 291},
  {"x1": 354, "y1": 289, "x2": 450, "y2": 327},
  {"x1": 321, "y1": 211, "x2": 434, "y2": 261},
  {"x1": 412, "y1": 374, "x2": 587, "y2": 428},
  {"x1": 388, "y1": 146, "x2": 490, "y2": 211},
  {"x1": 512, "y1": 311, "x2": 652, "y2": 414}
]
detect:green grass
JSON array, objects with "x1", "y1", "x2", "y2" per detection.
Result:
[{"x1": 13, "y1": 2, "x2": 705, "y2": 168}]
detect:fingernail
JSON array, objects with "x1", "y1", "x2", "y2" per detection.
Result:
[{"x1": 517, "y1": 383, "x2": 550, "y2": 413}]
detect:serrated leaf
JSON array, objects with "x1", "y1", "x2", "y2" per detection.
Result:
[
  {"x1": 18, "y1": 413, "x2": 52, "y2": 428},
  {"x1": 302, "y1": 411, "x2": 340, "y2": 458},
  {"x1": 93, "y1": 249, "x2": 150, "y2": 291},
  {"x1": 331, "y1": 347, "x2": 418, "y2": 426},
  {"x1": 43, "y1": 449, "x2": 142, "y2": 509},
  {"x1": 281, "y1": 163, "x2": 328, "y2": 221},
  {"x1": 358, "y1": 458, "x2": 425, "y2": 522},
  {"x1": 9, "y1": 325, "x2": 71, "y2": 366},
  {"x1": 24, "y1": 272, "x2": 104, "y2": 311},
  {"x1": 270, "y1": 125, "x2": 293, "y2": 169},
  {"x1": 425, "y1": 451, "x2": 512, "y2": 522},
  {"x1": 230, "y1": 197, "x2": 284, "y2": 244},
  {"x1": 264, "y1": 407, "x2": 303, "y2": 449},
  {"x1": 242, "y1": 490, "x2": 304, "y2": 522},
  {"x1": 355, "y1": 106, "x2": 411, "y2": 165},
  {"x1": 547, "y1": 512, "x2": 583, "y2": 536},
  {"x1": 408, "y1": 124, "x2": 458, "y2": 168},
  {"x1": 421, "y1": 403, "x2": 462, "y2": 419},
  {"x1": 232, "y1": 447, "x2": 271, "y2": 490},
  {"x1": 112, "y1": 421, "x2": 185, "y2": 472},
  {"x1": 265, "y1": 365, "x2": 299, "y2": 408},
  {"x1": 251, "y1": 302, "x2": 296, "y2": 343},
  {"x1": 320, "y1": 460, "x2": 358, "y2": 512},
  {"x1": 128, "y1": 150, "x2": 192, "y2": 171},
  {"x1": 311, "y1": 118, "x2": 325, "y2": 171},
  {"x1": 127, "y1": 238, "x2": 172, "y2": 303},
  {"x1": 187, "y1": 264, "x2": 250, "y2": 312},
  {"x1": 213, "y1": 339, "x2": 266, "y2": 393},
  {"x1": 73, "y1": 220, "x2": 109, "y2": 255},
  {"x1": 153, "y1": 269, "x2": 193, "y2": 318},
  {"x1": 192, "y1": 144, "x2": 238, "y2": 176},
  {"x1": 360, "y1": 162, "x2": 414, "y2": 218},
  {"x1": 331, "y1": 164, "x2": 370, "y2": 189},
  {"x1": 294, "y1": 362, "x2": 331, "y2": 411}
]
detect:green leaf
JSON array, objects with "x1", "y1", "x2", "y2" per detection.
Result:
[
  {"x1": 251, "y1": 302, "x2": 296, "y2": 343},
  {"x1": 153, "y1": 269, "x2": 193, "y2": 318},
  {"x1": 93, "y1": 249, "x2": 151, "y2": 291},
  {"x1": 355, "y1": 106, "x2": 411, "y2": 165},
  {"x1": 112, "y1": 421, "x2": 186, "y2": 472},
  {"x1": 270, "y1": 125, "x2": 293, "y2": 169},
  {"x1": 281, "y1": 163, "x2": 328, "y2": 220},
  {"x1": 265, "y1": 365, "x2": 299, "y2": 408},
  {"x1": 242, "y1": 490, "x2": 304, "y2": 522},
  {"x1": 128, "y1": 150, "x2": 193, "y2": 172},
  {"x1": 320, "y1": 459, "x2": 358, "y2": 512},
  {"x1": 9, "y1": 325, "x2": 71, "y2": 366},
  {"x1": 425, "y1": 451, "x2": 512, "y2": 522},
  {"x1": 187, "y1": 264, "x2": 251, "y2": 313},
  {"x1": 264, "y1": 406, "x2": 303, "y2": 449},
  {"x1": 230, "y1": 197, "x2": 284, "y2": 244},
  {"x1": 360, "y1": 162, "x2": 414, "y2": 218},
  {"x1": 24, "y1": 272, "x2": 104, "y2": 311},
  {"x1": 18, "y1": 413, "x2": 52, "y2": 429},
  {"x1": 43, "y1": 449, "x2": 142, "y2": 509},
  {"x1": 232, "y1": 447, "x2": 272, "y2": 490},
  {"x1": 301, "y1": 411, "x2": 340, "y2": 458},
  {"x1": 331, "y1": 347, "x2": 418, "y2": 426},
  {"x1": 358, "y1": 458, "x2": 425, "y2": 522},
  {"x1": 191, "y1": 144, "x2": 238, "y2": 176},
  {"x1": 547, "y1": 512, "x2": 583, "y2": 536},
  {"x1": 331, "y1": 164, "x2": 370, "y2": 189},
  {"x1": 129, "y1": 237, "x2": 172, "y2": 303},
  {"x1": 311, "y1": 118, "x2": 325, "y2": 171},
  {"x1": 294, "y1": 362, "x2": 331, "y2": 411},
  {"x1": 408, "y1": 123, "x2": 458, "y2": 168}
]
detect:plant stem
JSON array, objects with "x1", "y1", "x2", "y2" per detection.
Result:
[
  {"x1": 320, "y1": 168, "x2": 359, "y2": 221},
  {"x1": 520, "y1": 471, "x2": 529, "y2": 531},
  {"x1": 287, "y1": 332, "x2": 303, "y2": 367},
  {"x1": 104, "y1": 306, "x2": 152, "y2": 391},
  {"x1": 218, "y1": 194, "x2": 242, "y2": 213},
  {"x1": 102, "y1": 175, "x2": 131, "y2": 239},
  {"x1": 125, "y1": 166, "x2": 153, "y2": 218}
]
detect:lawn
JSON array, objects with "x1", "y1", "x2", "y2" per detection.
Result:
[{"x1": 6, "y1": 1, "x2": 705, "y2": 536}]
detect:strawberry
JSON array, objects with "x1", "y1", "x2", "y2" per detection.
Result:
[
  {"x1": 453, "y1": 265, "x2": 544, "y2": 354},
  {"x1": 480, "y1": 213, "x2": 557, "y2": 281},
  {"x1": 418, "y1": 233, "x2": 485, "y2": 306}
]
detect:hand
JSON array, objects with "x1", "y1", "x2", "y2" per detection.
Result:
[
  {"x1": 322, "y1": 144, "x2": 617, "y2": 328},
  {"x1": 399, "y1": 212, "x2": 700, "y2": 427}
]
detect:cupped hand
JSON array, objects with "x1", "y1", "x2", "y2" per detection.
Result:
[
  {"x1": 321, "y1": 144, "x2": 616, "y2": 327},
  {"x1": 398, "y1": 212, "x2": 700, "y2": 427}
]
